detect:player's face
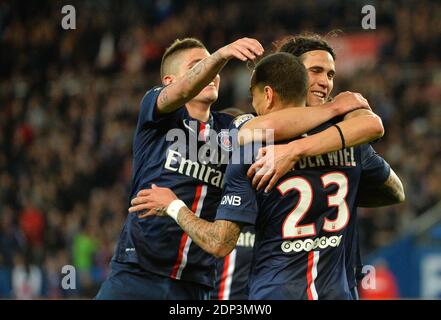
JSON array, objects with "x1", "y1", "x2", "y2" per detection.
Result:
[
  {"x1": 177, "y1": 48, "x2": 220, "y2": 105},
  {"x1": 301, "y1": 50, "x2": 335, "y2": 106}
]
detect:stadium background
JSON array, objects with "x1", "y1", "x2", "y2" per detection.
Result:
[{"x1": 0, "y1": 0, "x2": 440, "y2": 299}]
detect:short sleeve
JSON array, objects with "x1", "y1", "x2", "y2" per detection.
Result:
[
  {"x1": 229, "y1": 114, "x2": 256, "y2": 131},
  {"x1": 215, "y1": 147, "x2": 258, "y2": 225},
  {"x1": 359, "y1": 144, "x2": 391, "y2": 185},
  {"x1": 138, "y1": 86, "x2": 176, "y2": 126},
  {"x1": 227, "y1": 114, "x2": 256, "y2": 152}
]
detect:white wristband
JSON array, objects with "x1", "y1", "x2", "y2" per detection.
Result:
[{"x1": 167, "y1": 200, "x2": 187, "y2": 222}]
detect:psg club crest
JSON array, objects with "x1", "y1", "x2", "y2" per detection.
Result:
[{"x1": 218, "y1": 131, "x2": 233, "y2": 152}]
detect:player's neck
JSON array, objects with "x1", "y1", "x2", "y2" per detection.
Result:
[
  {"x1": 185, "y1": 102, "x2": 211, "y2": 122},
  {"x1": 272, "y1": 101, "x2": 304, "y2": 112}
]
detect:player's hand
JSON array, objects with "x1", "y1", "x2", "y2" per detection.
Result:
[
  {"x1": 247, "y1": 142, "x2": 302, "y2": 193},
  {"x1": 128, "y1": 184, "x2": 178, "y2": 219},
  {"x1": 216, "y1": 38, "x2": 264, "y2": 62},
  {"x1": 329, "y1": 91, "x2": 371, "y2": 115}
]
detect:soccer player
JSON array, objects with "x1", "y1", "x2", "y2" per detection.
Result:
[
  {"x1": 211, "y1": 94, "x2": 373, "y2": 300},
  {"x1": 128, "y1": 53, "x2": 400, "y2": 299},
  {"x1": 95, "y1": 37, "x2": 265, "y2": 299},
  {"x1": 246, "y1": 34, "x2": 405, "y2": 299},
  {"x1": 211, "y1": 34, "x2": 394, "y2": 300}
]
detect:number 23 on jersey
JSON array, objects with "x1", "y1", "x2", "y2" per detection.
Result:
[{"x1": 277, "y1": 172, "x2": 349, "y2": 239}]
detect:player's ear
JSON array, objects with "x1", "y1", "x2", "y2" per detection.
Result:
[
  {"x1": 162, "y1": 75, "x2": 174, "y2": 86},
  {"x1": 263, "y1": 85, "x2": 274, "y2": 110}
]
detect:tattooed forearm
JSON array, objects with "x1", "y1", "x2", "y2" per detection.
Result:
[
  {"x1": 157, "y1": 85, "x2": 170, "y2": 109},
  {"x1": 177, "y1": 207, "x2": 240, "y2": 258},
  {"x1": 186, "y1": 60, "x2": 204, "y2": 83},
  {"x1": 185, "y1": 51, "x2": 226, "y2": 87},
  {"x1": 384, "y1": 169, "x2": 405, "y2": 201},
  {"x1": 357, "y1": 169, "x2": 405, "y2": 208}
]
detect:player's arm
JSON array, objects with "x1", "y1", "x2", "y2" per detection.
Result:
[
  {"x1": 356, "y1": 168, "x2": 405, "y2": 207},
  {"x1": 293, "y1": 110, "x2": 384, "y2": 157},
  {"x1": 128, "y1": 185, "x2": 241, "y2": 258},
  {"x1": 248, "y1": 112, "x2": 384, "y2": 192},
  {"x1": 355, "y1": 145, "x2": 405, "y2": 207},
  {"x1": 129, "y1": 147, "x2": 256, "y2": 257},
  {"x1": 157, "y1": 38, "x2": 264, "y2": 114},
  {"x1": 238, "y1": 91, "x2": 371, "y2": 145},
  {"x1": 175, "y1": 209, "x2": 241, "y2": 258}
]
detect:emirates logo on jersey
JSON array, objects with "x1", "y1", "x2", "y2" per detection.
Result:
[{"x1": 164, "y1": 149, "x2": 225, "y2": 188}]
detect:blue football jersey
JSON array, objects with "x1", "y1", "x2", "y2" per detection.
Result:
[
  {"x1": 112, "y1": 86, "x2": 234, "y2": 288},
  {"x1": 215, "y1": 120, "x2": 390, "y2": 300},
  {"x1": 212, "y1": 114, "x2": 256, "y2": 300},
  {"x1": 212, "y1": 225, "x2": 255, "y2": 300}
]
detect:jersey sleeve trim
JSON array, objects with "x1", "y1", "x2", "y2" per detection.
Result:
[{"x1": 215, "y1": 207, "x2": 257, "y2": 225}]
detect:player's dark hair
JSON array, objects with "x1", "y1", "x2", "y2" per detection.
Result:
[
  {"x1": 251, "y1": 52, "x2": 308, "y2": 105},
  {"x1": 275, "y1": 32, "x2": 336, "y2": 61},
  {"x1": 160, "y1": 38, "x2": 206, "y2": 78}
]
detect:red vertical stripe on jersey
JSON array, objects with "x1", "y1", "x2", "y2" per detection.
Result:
[
  {"x1": 218, "y1": 254, "x2": 231, "y2": 300},
  {"x1": 306, "y1": 251, "x2": 319, "y2": 300},
  {"x1": 170, "y1": 184, "x2": 203, "y2": 279},
  {"x1": 199, "y1": 122, "x2": 207, "y2": 141},
  {"x1": 307, "y1": 251, "x2": 314, "y2": 300},
  {"x1": 170, "y1": 122, "x2": 207, "y2": 279}
]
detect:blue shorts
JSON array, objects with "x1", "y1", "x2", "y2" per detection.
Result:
[{"x1": 95, "y1": 261, "x2": 210, "y2": 300}]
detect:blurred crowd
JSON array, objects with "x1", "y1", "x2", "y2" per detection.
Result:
[{"x1": 0, "y1": 0, "x2": 440, "y2": 298}]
